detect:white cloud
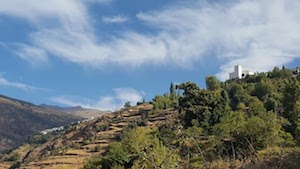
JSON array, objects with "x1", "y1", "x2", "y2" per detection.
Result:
[
  {"x1": 14, "y1": 44, "x2": 48, "y2": 65},
  {"x1": 1, "y1": 0, "x2": 300, "y2": 80},
  {"x1": 0, "y1": 74, "x2": 46, "y2": 92},
  {"x1": 136, "y1": 0, "x2": 300, "y2": 80},
  {"x1": 0, "y1": 0, "x2": 89, "y2": 28},
  {"x1": 51, "y1": 88, "x2": 144, "y2": 111},
  {"x1": 102, "y1": 15, "x2": 128, "y2": 23},
  {"x1": 83, "y1": 0, "x2": 112, "y2": 3}
]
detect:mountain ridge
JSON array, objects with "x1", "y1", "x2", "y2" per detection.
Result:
[
  {"x1": 40, "y1": 104, "x2": 110, "y2": 119},
  {"x1": 0, "y1": 94, "x2": 83, "y2": 155}
]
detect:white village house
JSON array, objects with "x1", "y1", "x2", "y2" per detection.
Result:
[{"x1": 229, "y1": 65, "x2": 254, "y2": 80}]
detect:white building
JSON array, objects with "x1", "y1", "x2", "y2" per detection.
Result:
[{"x1": 229, "y1": 65, "x2": 254, "y2": 80}]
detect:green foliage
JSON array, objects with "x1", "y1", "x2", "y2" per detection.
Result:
[
  {"x1": 124, "y1": 102, "x2": 131, "y2": 108},
  {"x1": 132, "y1": 139, "x2": 179, "y2": 169},
  {"x1": 268, "y1": 66, "x2": 293, "y2": 79},
  {"x1": 84, "y1": 126, "x2": 180, "y2": 169},
  {"x1": 5, "y1": 152, "x2": 20, "y2": 162},
  {"x1": 213, "y1": 111, "x2": 245, "y2": 137},
  {"x1": 93, "y1": 145, "x2": 101, "y2": 152},
  {"x1": 177, "y1": 81, "x2": 229, "y2": 130},
  {"x1": 83, "y1": 156, "x2": 102, "y2": 169},
  {"x1": 170, "y1": 82, "x2": 176, "y2": 101},
  {"x1": 152, "y1": 94, "x2": 172, "y2": 110},
  {"x1": 111, "y1": 164, "x2": 125, "y2": 169},
  {"x1": 206, "y1": 76, "x2": 221, "y2": 91},
  {"x1": 83, "y1": 139, "x2": 91, "y2": 145},
  {"x1": 105, "y1": 142, "x2": 130, "y2": 166},
  {"x1": 27, "y1": 132, "x2": 60, "y2": 146},
  {"x1": 247, "y1": 97, "x2": 266, "y2": 117},
  {"x1": 241, "y1": 114, "x2": 289, "y2": 149},
  {"x1": 83, "y1": 66, "x2": 300, "y2": 168},
  {"x1": 282, "y1": 78, "x2": 300, "y2": 142},
  {"x1": 122, "y1": 127, "x2": 153, "y2": 156},
  {"x1": 151, "y1": 82, "x2": 180, "y2": 111},
  {"x1": 253, "y1": 147, "x2": 300, "y2": 169},
  {"x1": 252, "y1": 80, "x2": 273, "y2": 100}
]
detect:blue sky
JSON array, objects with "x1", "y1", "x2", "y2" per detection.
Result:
[{"x1": 0, "y1": 0, "x2": 300, "y2": 110}]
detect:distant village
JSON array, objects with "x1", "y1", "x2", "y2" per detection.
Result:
[{"x1": 40, "y1": 116, "x2": 94, "y2": 135}]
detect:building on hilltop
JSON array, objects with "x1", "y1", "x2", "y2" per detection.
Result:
[
  {"x1": 229, "y1": 65, "x2": 254, "y2": 80},
  {"x1": 293, "y1": 67, "x2": 300, "y2": 75}
]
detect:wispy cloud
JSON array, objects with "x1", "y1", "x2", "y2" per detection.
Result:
[
  {"x1": 0, "y1": 74, "x2": 46, "y2": 92},
  {"x1": 51, "y1": 88, "x2": 144, "y2": 111},
  {"x1": 84, "y1": 0, "x2": 112, "y2": 3},
  {"x1": 102, "y1": 15, "x2": 128, "y2": 23},
  {"x1": 1, "y1": 0, "x2": 300, "y2": 80},
  {"x1": 15, "y1": 44, "x2": 48, "y2": 66}
]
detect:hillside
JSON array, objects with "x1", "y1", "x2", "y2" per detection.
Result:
[
  {"x1": 0, "y1": 95, "x2": 83, "y2": 155},
  {"x1": 40, "y1": 104, "x2": 110, "y2": 119},
  {"x1": 0, "y1": 103, "x2": 177, "y2": 168},
  {"x1": 2, "y1": 66, "x2": 300, "y2": 169}
]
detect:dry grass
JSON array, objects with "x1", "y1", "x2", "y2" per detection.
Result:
[{"x1": 0, "y1": 162, "x2": 13, "y2": 168}]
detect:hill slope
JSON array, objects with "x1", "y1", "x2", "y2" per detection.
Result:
[
  {"x1": 2, "y1": 103, "x2": 177, "y2": 169},
  {"x1": 0, "y1": 95, "x2": 83, "y2": 154}
]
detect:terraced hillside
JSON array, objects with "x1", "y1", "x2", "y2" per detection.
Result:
[{"x1": 2, "y1": 103, "x2": 178, "y2": 169}]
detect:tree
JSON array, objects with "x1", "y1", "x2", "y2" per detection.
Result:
[
  {"x1": 282, "y1": 78, "x2": 300, "y2": 140},
  {"x1": 122, "y1": 127, "x2": 153, "y2": 156},
  {"x1": 124, "y1": 102, "x2": 131, "y2": 108},
  {"x1": 240, "y1": 112, "x2": 294, "y2": 149},
  {"x1": 132, "y1": 138, "x2": 179, "y2": 169},
  {"x1": 213, "y1": 111, "x2": 245, "y2": 137},
  {"x1": 177, "y1": 82, "x2": 227, "y2": 130},
  {"x1": 83, "y1": 157, "x2": 102, "y2": 169},
  {"x1": 226, "y1": 82, "x2": 249, "y2": 110},
  {"x1": 252, "y1": 81, "x2": 273, "y2": 101},
  {"x1": 170, "y1": 82, "x2": 176, "y2": 100},
  {"x1": 152, "y1": 94, "x2": 172, "y2": 110},
  {"x1": 247, "y1": 97, "x2": 267, "y2": 117},
  {"x1": 206, "y1": 76, "x2": 221, "y2": 91},
  {"x1": 106, "y1": 142, "x2": 130, "y2": 166},
  {"x1": 268, "y1": 67, "x2": 281, "y2": 78}
]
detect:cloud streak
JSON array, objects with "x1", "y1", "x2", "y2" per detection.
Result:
[
  {"x1": 1, "y1": 0, "x2": 300, "y2": 80},
  {"x1": 51, "y1": 88, "x2": 144, "y2": 111},
  {"x1": 0, "y1": 74, "x2": 46, "y2": 92},
  {"x1": 102, "y1": 15, "x2": 128, "y2": 23},
  {"x1": 15, "y1": 44, "x2": 48, "y2": 66}
]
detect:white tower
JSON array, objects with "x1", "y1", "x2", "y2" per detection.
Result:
[
  {"x1": 229, "y1": 65, "x2": 254, "y2": 80},
  {"x1": 229, "y1": 65, "x2": 243, "y2": 80},
  {"x1": 235, "y1": 65, "x2": 242, "y2": 79}
]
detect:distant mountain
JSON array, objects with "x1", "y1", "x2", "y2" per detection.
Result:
[
  {"x1": 39, "y1": 104, "x2": 85, "y2": 112},
  {"x1": 0, "y1": 95, "x2": 83, "y2": 154},
  {"x1": 40, "y1": 104, "x2": 110, "y2": 119}
]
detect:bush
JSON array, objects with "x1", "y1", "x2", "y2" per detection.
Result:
[
  {"x1": 83, "y1": 156, "x2": 102, "y2": 169},
  {"x1": 5, "y1": 152, "x2": 20, "y2": 162},
  {"x1": 93, "y1": 145, "x2": 101, "y2": 152},
  {"x1": 83, "y1": 139, "x2": 91, "y2": 145}
]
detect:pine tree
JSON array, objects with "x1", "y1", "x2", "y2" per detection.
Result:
[{"x1": 170, "y1": 82, "x2": 176, "y2": 101}]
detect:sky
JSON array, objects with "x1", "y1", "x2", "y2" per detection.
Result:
[{"x1": 1, "y1": 0, "x2": 300, "y2": 111}]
